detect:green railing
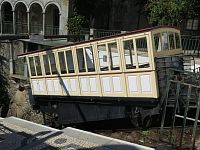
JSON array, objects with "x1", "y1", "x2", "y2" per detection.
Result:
[{"x1": 13, "y1": 58, "x2": 28, "y2": 79}]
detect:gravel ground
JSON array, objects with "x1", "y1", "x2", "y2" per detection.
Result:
[{"x1": 97, "y1": 127, "x2": 200, "y2": 149}]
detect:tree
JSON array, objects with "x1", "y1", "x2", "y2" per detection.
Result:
[
  {"x1": 67, "y1": 12, "x2": 89, "y2": 35},
  {"x1": 145, "y1": 0, "x2": 200, "y2": 26}
]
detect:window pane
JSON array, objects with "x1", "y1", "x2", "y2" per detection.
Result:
[
  {"x1": 162, "y1": 32, "x2": 168, "y2": 50},
  {"x1": 76, "y1": 48, "x2": 86, "y2": 72},
  {"x1": 108, "y1": 42, "x2": 120, "y2": 70},
  {"x1": 169, "y1": 32, "x2": 175, "y2": 49},
  {"x1": 58, "y1": 52, "x2": 67, "y2": 74},
  {"x1": 186, "y1": 19, "x2": 193, "y2": 30},
  {"x1": 66, "y1": 50, "x2": 75, "y2": 73},
  {"x1": 123, "y1": 40, "x2": 136, "y2": 69},
  {"x1": 29, "y1": 57, "x2": 36, "y2": 76},
  {"x1": 34, "y1": 56, "x2": 42, "y2": 76},
  {"x1": 136, "y1": 37, "x2": 150, "y2": 68},
  {"x1": 175, "y1": 33, "x2": 181, "y2": 49},
  {"x1": 98, "y1": 44, "x2": 108, "y2": 71},
  {"x1": 85, "y1": 47, "x2": 95, "y2": 72},
  {"x1": 154, "y1": 34, "x2": 162, "y2": 52},
  {"x1": 43, "y1": 55, "x2": 50, "y2": 75},
  {"x1": 193, "y1": 20, "x2": 199, "y2": 30},
  {"x1": 49, "y1": 53, "x2": 57, "y2": 74}
]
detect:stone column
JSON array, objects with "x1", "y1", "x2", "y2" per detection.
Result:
[
  {"x1": 9, "y1": 42, "x2": 13, "y2": 75},
  {"x1": 13, "y1": 11, "x2": 16, "y2": 34},
  {"x1": 27, "y1": 11, "x2": 30, "y2": 34},
  {"x1": 59, "y1": 13, "x2": 61, "y2": 35},
  {"x1": 42, "y1": 12, "x2": 45, "y2": 35}
]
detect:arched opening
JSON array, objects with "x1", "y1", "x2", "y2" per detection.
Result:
[
  {"x1": 45, "y1": 4, "x2": 60, "y2": 35},
  {"x1": 15, "y1": 2, "x2": 28, "y2": 34},
  {"x1": 30, "y1": 3, "x2": 43, "y2": 34},
  {"x1": 1, "y1": 2, "x2": 13, "y2": 34}
]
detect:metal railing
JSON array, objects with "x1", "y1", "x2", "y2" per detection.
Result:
[
  {"x1": 181, "y1": 35, "x2": 200, "y2": 56},
  {"x1": 16, "y1": 22, "x2": 28, "y2": 34},
  {"x1": 45, "y1": 25, "x2": 59, "y2": 36},
  {"x1": 2, "y1": 21, "x2": 13, "y2": 34},
  {"x1": 30, "y1": 24, "x2": 43, "y2": 34},
  {"x1": 80, "y1": 28, "x2": 121, "y2": 39},
  {"x1": 13, "y1": 58, "x2": 28, "y2": 78}
]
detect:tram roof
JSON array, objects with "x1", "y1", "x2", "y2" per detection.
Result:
[{"x1": 18, "y1": 26, "x2": 179, "y2": 57}]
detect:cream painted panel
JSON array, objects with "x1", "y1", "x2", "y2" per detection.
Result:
[
  {"x1": 70, "y1": 78, "x2": 77, "y2": 92},
  {"x1": 102, "y1": 77, "x2": 111, "y2": 93},
  {"x1": 53, "y1": 80, "x2": 60, "y2": 92},
  {"x1": 47, "y1": 80, "x2": 54, "y2": 92},
  {"x1": 128, "y1": 76, "x2": 138, "y2": 93},
  {"x1": 32, "y1": 80, "x2": 39, "y2": 92},
  {"x1": 81, "y1": 78, "x2": 88, "y2": 92},
  {"x1": 38, "y1": 80, "x2": 44, "y2": 92},
  {"x1": 63, "y1": 79, "x2": 70, "y2": 94},
  {"x1": 112, "y1": 76, "x2": 122, "y2": 92},
  {"x1": 89, "y1": 78, "x2": 97, "y2": 92},
  {"x1": 140, "y1": 75, "x2": 152, "y2": 92}
]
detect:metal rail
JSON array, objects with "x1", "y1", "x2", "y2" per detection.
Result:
[{"x1": 160, "y1": 68, "x2": 200, "y2": 149}]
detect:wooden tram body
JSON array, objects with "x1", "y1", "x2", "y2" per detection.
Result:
[{"x1": 19, "y1": 26, "x2": 184, "y2": 126}]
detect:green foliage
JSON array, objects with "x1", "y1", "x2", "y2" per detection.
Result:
[
  {"x1": 67, "y1": 13, "x2": 89, "y2": 35},
  {"x1": 142, "y1": 130, "x2": 150, "y2": 136},
  {"x1": 145, "y1": 0, "x2": 200, "y2": 26}
]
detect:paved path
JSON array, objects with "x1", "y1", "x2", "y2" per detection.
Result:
[{"x1": 0, "y1": 117, "x2": 154, "y2": 150}]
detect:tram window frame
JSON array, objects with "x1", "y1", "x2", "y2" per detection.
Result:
[
  {"x1": 42, "y1": 54, "x2": 51, "y2": 75},
  {"x1": 153, "y1": 33, "x2": 162, "y2": 52},
  {"x1": 135, "y1": 36, "x2": 150, "y2": 68},
  {"x1": 76, "y1": 48, "x2": 87, "y2": 73},
  {"x1": 161, "y1": 32, "x2": 169, "y2": 51},
  {"x1": 108, "y1": 42, "x2": 120, "y2": 70},
  {"x1": 28, "y1": 56, "x2": 36, "y2": 76},
  {"x1": 49, "y1": 53, "x2": 57, "y2": 75},
  {"x1": 123, "y1": 39, "x2": 137, "y2": 69},
  {"x1": 168, "y1": 32, "x2": 175, "y2": 50},
  {"x1": 175, "y1": 33, "x2": 181, "y2": 49},
  {"x1": 97, "y1": 44, "x2": 109, "y2": 71},
  {"x1": 84, "y1": 46, "x2": 96, "y2": 72},
  {"x1": 34, "y1": 55, "x2": 42, "y2": 76},
  {"x1": 65, "y1": 50, "x2": 75, "y2": 74},
  {"x1": 58, "y1": 51, "x2": 67, "y2": 74}
]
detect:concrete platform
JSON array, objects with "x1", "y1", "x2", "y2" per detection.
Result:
[{"x1": 0, "y1": 116, "x2": 154, "y2": 150}]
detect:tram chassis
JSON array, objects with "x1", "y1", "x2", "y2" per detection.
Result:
[{"x1": 33, "y1": 95, "x2": 159, "y2": 128}]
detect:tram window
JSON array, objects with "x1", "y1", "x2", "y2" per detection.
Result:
[
  {"x1": 43, "y1": 55, "x2": 51, "y2": 75},
  {"x1": 169, "y1": 32, "x2": 175, "y2": 49},
  {"x1": 175, "y1": 33, "x2": 181, "y2": 49},
  {"x1": 66, "y1": 50, "x2": 75, "y2": 73},
  {"x1": 123, "y1": 40, "x2": 136, "y2": 69},
  {"x1": 136, "y1": 37, "x2": 150, "y2": 68},
  {"x1": 98, "y1": 44, "x2": 109, "y2": 71},
  {"x1": 49, "y1": 53, "x2": 57, "y2": 74},
  {"x1": 108, "y1": 42, "x2": 120, "y2": 70},
  {"x1": 34, "y1": 56, "x2": 42, "y2": 76},
  {"x1": 58, "y1": 52, "x2": 67, "y2": 74},
  {"x1": 162, "y1": 32, "x2": 169, "y2": 50},
  {"x1": 76, "y1": 48, "x2": 86, "y2": 72},
  {"x1": 85, "y1": 47, "x2": 95, "y2": 72},
  {"x1": 29, "y1": 57, "x2": 36, "y2": 76},
  {"x1": 154, "y1": 34, "x2": 162, "y2": 52}
]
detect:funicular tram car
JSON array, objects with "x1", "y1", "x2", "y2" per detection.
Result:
[{"x1": 18, "y1": 26, "x2": 189, "y2": 127}]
